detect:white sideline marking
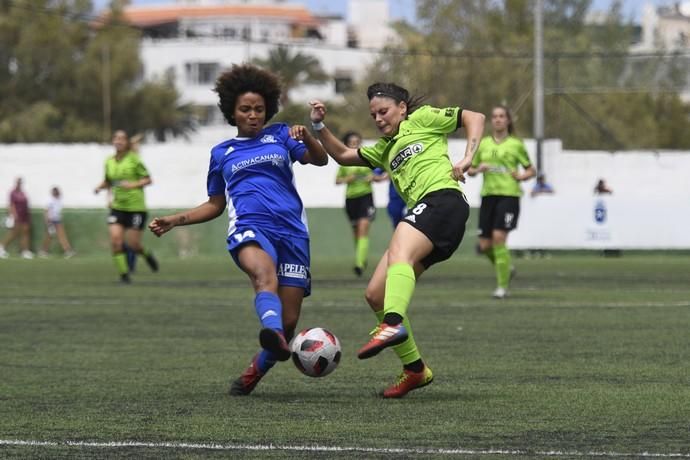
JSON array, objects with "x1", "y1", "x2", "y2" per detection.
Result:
[
  {"x1": 4, "y1": 297, "x2": 690, "y2": 309},
  {"x1": 1, "y1": 439, "x2": 689, "y2": 458}
]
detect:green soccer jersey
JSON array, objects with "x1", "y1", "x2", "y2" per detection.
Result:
[
  {"x1": 472, "y1": 136, "x2": 532, "y2": 197},
  {"x1": 358, "y1": 105, "x2": 462, "y2": 208},
  {"x1": 104, "y1": 151, "x2": 150, "y2": 212},
  {"x1": 336, "y1": 165, "x2": 373, "y2": 199}
]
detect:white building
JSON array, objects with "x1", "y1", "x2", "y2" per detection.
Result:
[
  {"x1": 637, "y1": 1, "x2": 690, "y2": 50},
  {"x1": 119, "y1": 0, "x2": 399, "y2": 125}
]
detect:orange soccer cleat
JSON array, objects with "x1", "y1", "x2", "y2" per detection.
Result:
[
  {"x1": 382, "y1": 366, "x2": 434, "y2": 399},
  {"x1": 357, "y1": 323, "x2": 408, "y2": 359},
  {"x1": 229, "y1": 354, "x2": 264, "y2": 396}
]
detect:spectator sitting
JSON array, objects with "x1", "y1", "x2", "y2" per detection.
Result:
[
  {"x1": 594, "y1": 178, "x2": 613, "y2": 195},
  {"x1": 530, "y1": 174, "x2": 555, "y2": 197}
]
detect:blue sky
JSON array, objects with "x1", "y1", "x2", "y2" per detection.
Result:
[
  {"x1": 95, "y1": 0, "x2": 677, "y2": 24},
  {"x1": 291, "y1": 0, "x2": 673, "y2": 23}
]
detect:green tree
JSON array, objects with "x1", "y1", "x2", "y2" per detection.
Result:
[
  {"x1": 353, "y1": 0, "x2": 690, "y2": 149},
  {"x1": 253, "y1": 45, "x2": 329, "y2": 106},
  {"x1": 0, "y1": 0, "x2": 193, "y2": 142}
]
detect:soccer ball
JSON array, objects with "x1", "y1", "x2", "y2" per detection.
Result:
[{"x1": 290, "y1": 327, "x2": 341, "y2": 377}]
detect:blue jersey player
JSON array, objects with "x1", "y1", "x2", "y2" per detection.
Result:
[{"x1": 149, "y1": 64, "x2": 328, "y2": 396}]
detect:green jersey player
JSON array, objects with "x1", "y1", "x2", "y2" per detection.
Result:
[
  {"x1": 467, "y1": 105, "x2": 536, "y2": 299},
  {"x1": 335, "y1": 131, "x2": 385, "y2": 277},
  {"x1": 303, "y1": 83, "x2": 485, "y2": 398},
  {"x1": 94, "y1": 130, "x2": 159, "y2": 284}
]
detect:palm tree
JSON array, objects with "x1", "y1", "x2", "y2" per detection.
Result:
[{"x1": 253, "y1": 45, "x2": 329, "y2": 106}]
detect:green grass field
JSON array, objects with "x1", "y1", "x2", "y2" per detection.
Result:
[{"x1": 1, "y1": 211, "x2": 689, "y2": 458}]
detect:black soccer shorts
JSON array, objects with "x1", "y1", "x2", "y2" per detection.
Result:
[
  {"x1": 108, "y1": 209, "x2": 148, "y2": 230},
  {"x1": 345, "y1": 193, "x2": 376, "y2": 225},
  {"x1": 478, "y1": 195, "x2": 520, "y2": 238},
  {"x1": 400, "y1": 188, "x2": 469, "y2": 268}
]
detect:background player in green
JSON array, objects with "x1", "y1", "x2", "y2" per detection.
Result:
[
  {"x1": 94, "y1": 130, "x2": 158, "y2": 283},
  {"x1": 467, "y1": 105, "x2": 536, "y2": 299},
  {"x1": 335, "y1": 131, "x2": 385, "y2": 277},
  {"x1": 303, "y1": 83, "x2": 485, "y2": 398}
]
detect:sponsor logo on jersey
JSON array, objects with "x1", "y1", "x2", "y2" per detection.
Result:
[
  {"x1": 444, "y1": 108, "x2": 455, "y2": 117},
  {"x1": 487, "y1": 165, "x2": 510, "y2": 174},
  {"x1": 224, "y1": 146, "x2": 235, "y2": 156},
  {"x1": 401, "y1": 179, "x2": 416, "y2": 197},
  {"x1": 231, "y1": 153, "x2": 285, "y2": 173},
  {"x1": 260, "y1": 134, "x2": 277, "y2": 144},
  {"x1": 278, "y1": 263, "x2": 308, "y2": 279},
  {"x1": 390, "y1": 143, "x2": 423, "y2": 171}
]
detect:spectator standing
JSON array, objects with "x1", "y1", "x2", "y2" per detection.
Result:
[
  {"x1": 0, "y1": 177, "x2": 34, "y2": 259},
  {"x1": 38, "y1": 187, "x2": 76, "y2": 259}
]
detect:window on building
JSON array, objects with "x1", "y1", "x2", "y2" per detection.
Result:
[
  {"x1": 196, "y1": 105, "x2": 225, "y2": 126},
  {"x1": 185, "y1": 62, "x2": 220, "y2": 85},
  {"x1": 334, "y1": 75, "x2": 353, "y2": 94}
]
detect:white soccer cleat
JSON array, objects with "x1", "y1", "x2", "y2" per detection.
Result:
[
  {"x1": 21, "y1": 250, "x2": 34, "y2": 260},
  {"x1": 492, "y1": 287, "x2": 508, "y2": 299},
  {"x1": 0, "y1": 246, "x2": 8, "y2": 259}
]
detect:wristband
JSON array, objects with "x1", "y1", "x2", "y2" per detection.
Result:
[{"x1": 311, "y1": 121, "x2": 325, "y2": 131}]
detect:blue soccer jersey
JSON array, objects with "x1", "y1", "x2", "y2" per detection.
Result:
[{"x1": 207, "y1": 123, "x2": 309, "y2": 239}]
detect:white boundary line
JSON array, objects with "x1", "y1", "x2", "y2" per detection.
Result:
[
  {"x1": 3, "y1": 297, "x2": 690, "y2": 308},
  {"x1": 1, "y1": 439, "x2": 689, "y2": 458}
]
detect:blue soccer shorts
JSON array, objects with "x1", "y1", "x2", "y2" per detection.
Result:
[{"x1": 227, "y1": 228, "x2": 311, "y2": 297}]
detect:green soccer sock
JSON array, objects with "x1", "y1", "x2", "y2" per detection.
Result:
[
  {"x1": 355, "y1": 236, "x2": 369, "y2": 269},
  {"x1": 393, "y1": 315, "x2": 421, "y2": 364},
  {"x1": 383, "y1": 263, "x2": 416, "y2": 318},
  {"x1": 383, "y1": 263, "x2": 421, "y2": 364},
  {"x1": 493, "y1": 243, "x2": 511, "y2": 289},
  {"x1": 113, "y1": 252, "x2": 128, "y2": 275},
  {"x1": 484, "y1": 246, "x2": 496, "y2": 264},
  {"x1": 374, "y1": 307, "x2": 421, "y2": 365}
]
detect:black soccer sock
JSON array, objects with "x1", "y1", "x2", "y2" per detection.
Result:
[
  {"x1": 403, "y1": 359, "x2": 424, "y2": 373},
  {"x1": 383, "y1": 312, "x2": 403, "y2": 326}
]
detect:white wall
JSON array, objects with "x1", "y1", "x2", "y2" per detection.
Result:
[
  {"x1": 510, "y1": 195, "x2": 690, "y2": 249},
  {"x1": 2, "y1": 134, "x2": 689, "y2": 207}
]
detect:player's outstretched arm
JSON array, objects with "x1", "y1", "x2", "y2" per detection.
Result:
[
  {"x1": 149, "y1": 194, "x2": 226, "y2": 237},
  {"x1": 308, "y1": 100, "x2": 366, "y2": 167}
]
